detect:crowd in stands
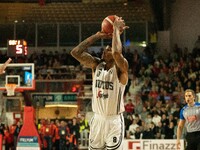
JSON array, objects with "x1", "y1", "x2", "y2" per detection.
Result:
[
  {"x1": 0, "y1": 39, "x2": 199, "y2": 149},
  {"x1": 123, "y1": 42, "x2": 200, "y2": 140}
]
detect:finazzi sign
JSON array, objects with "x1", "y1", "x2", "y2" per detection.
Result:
[{"x1": 124, "y1": 139, "x2": 184, "y2": 150}]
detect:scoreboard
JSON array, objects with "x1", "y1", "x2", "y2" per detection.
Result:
[{"x1": 7, "y1": 40, "x2": 28, "y2": 57}]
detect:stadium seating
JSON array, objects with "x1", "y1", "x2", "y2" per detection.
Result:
[{"x1": 0, "y1": 1, "x2": 153, "y2": 24}]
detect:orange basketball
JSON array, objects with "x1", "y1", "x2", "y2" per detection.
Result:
[{"x1": 101, "y1": 15, "x2": 116, "y2": 34}]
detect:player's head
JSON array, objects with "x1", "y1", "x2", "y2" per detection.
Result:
[
  {"x1": 185, "y1": 89, "x2": 196, "y2": 104},
  {"x1": 101, "y1": 45, "x2": 114, "y2": 62},
  {"x1": 101, "y1": 44, "x2": 125, "y2": 62}
]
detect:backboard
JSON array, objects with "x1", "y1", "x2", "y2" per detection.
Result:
[{"x1": 0, "y1": 63, "x2": 35, "y2": 91}]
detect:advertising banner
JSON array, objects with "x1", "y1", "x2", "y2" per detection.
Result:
[
  {"x1": 17, "y1": 136, "x2": 40, "y2": 150},
  {"x1": 124, "y1": 139, "x2": 184, "y2": 150}
]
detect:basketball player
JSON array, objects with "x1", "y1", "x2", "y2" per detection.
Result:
[
  {"x1": 0, "y1": 58, "x2": 12, "y2": 74},
  {"x1": 176, "y1": 89, "x2": 200, "y2": 150},
  {"x1": 71, "y1": 16, "x2": 128, "y2": 150}
]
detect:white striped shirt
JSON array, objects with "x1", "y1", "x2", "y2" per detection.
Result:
[{"x1": 92, "y1": 62, "x2": 126, "y2": 116}]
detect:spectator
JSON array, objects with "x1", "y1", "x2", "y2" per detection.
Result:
[
  {"x1": 165, "y1": 121, "x2": 175, "y2": 139},
  {"x1": 79, "y1": 114, "x2": 89, "y2": 147},
  {"x1": 134, "y1": 94, "x2": 143, "y2": 114},
  {"x1": 124, "y1": 114, "x2": 133, "y2": 138},
  {"x1": 155, "y1": 122, "x2": 165, "y2": 139},
  {"x1": 168, "y1": 114, "x2": 177, "y2": 126},
  {"x1": 68, "y1": 117, "x2": 79, "y2": 149},
  {"x1": 172, "y1": 106, "x2": 181, "y2": 120},
  {"x1": 125, "y1": 99, "x2": 135, "y2": 114},
  {"x1": 43, "y1": 119, "x2": 54, "y2": 150},
  {"x1": 152, "y1": 112, "x2": 161, "y2": 126},
  {"x1": 59, "y1": 120, "x2": 70, "y2": 150},
  {"x1": 140, "y1": 106, "x2": 149, "y2": 121},
  {"x1": 128, "y1": 119, "x2": 139, "y2": 139},
  {"x1": 161, "y1": 114, "x2": 169, "y2": 127},
  {"x1": 144, "y1": 113, "x2": 153, "y2": 124},
  {"x1": 134, "y1": 127, "x2": 142, "y2": 139},
  {"x1": 142, "y1": 123, "x2": 155, "y2": 139}
]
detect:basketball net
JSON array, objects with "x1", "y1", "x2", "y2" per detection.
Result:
[{"x1": 5, "y1": 84, "x2": 17, "y2": 96}]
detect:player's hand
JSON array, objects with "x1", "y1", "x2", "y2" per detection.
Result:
[
  {"x1": 0, "y1": 58, "x2": 12, "y2": 74},
  {"x1": 113, "y1": 16, "x2": 129, "y2": 33}
]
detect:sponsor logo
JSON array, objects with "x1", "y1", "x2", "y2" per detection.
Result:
[
  {"x1": 187, "y1": 115, "x2": 197, "y2": 122},
  {"x1": 143, "y1": 140, "x2": 176, "y2": 150},
  {"x1": 97, "y1": 90, "x2": 108, "y2": 99},
  {"x1": 128, "y1": 140, "x2": 177, "y2": 150},
  {"x1": 95, "y1": 80, "x2": 113, "y2": 90},
  {"x1": 128, "y1": 141, "x2": 140, "y2": 150}
]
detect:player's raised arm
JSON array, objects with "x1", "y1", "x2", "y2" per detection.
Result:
[
  {"x1": 0, "y1": 58, "x2": 12, "y2": 74},
  {"x1": 70, "y1": 33, "x2": 99, "y2": 69},
  {"x1": 71, "y1": 32, "x2": 110, "y2": 69},
  {"x1": 112, "y1": 16, "x2": 129, "y2": 85}
]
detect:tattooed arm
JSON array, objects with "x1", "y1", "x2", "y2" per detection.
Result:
[{"x1": 112, "y1": 16, "x2": 129, "y2": 85}]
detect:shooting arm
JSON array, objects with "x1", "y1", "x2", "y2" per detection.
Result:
[{"x1": 112, "y1": 18, "x2": 128, "y2": 85}]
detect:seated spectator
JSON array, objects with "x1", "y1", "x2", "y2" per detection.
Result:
[
  {"x1": 125, "y1": 99, "x2": 135, "y2": 115},
  {"x1": 167, "y1": 114, "x2": 177, "y2": 126},
  {"x1": 165, "y1": 121, "x2": 174, "y2": 139},
  {"x1": 152, "y1": 112, "x2": 161, "y2": 126},
  {"x1": 128, "y1": 119, "x2": 139, "y2": 139},
  {"x1": 155, "y1": 122, "x2": 165, "y2": 139},
  {"x1": 142, "y1": 123, "x2": 155, "y2": 139},
  {"x1": 134, "y1": 94, "x2": 143, "y2": 114},
  {"x1": 134, "y1": 127, "x2": 142, "y2": 139},
  {"x1": 140, "y1": 106, "x2": 149, "y2": 122},
  {"x1": 124, "y1": 113, "x2": 133, "y2": 138},
  {"x1": 144, "y1": 113, "x2": 152, "y2": 124},
  {"x1": 132, "y1": 114, "x2": 142, "y2": 126},
  {"x1": 148, "y1": 85, "x2": 159, "y2": 105}
]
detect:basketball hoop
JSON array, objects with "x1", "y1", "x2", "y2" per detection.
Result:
[{"x1": 5, "y1": 84, "x2": 17, "y2": 96}]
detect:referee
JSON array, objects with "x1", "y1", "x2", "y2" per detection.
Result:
[{"x1": 176, "y1": 89, "x2": 200, "y2": 150}]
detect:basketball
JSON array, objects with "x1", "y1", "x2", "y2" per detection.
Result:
[{"x1": 101, "y1": 15, "x2": 116, "y2": 34}]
